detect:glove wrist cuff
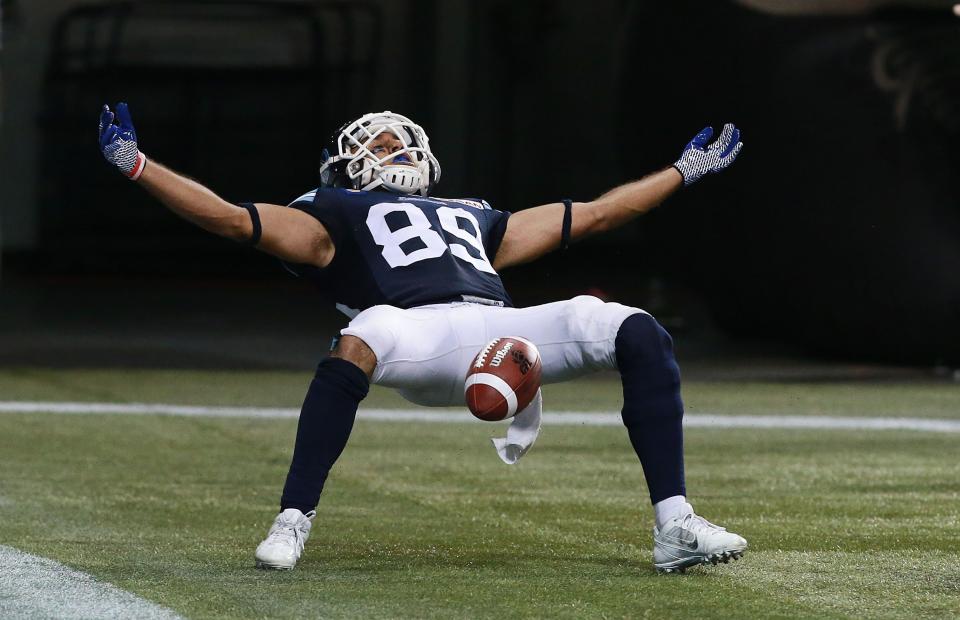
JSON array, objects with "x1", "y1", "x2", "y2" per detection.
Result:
[
  {"x1": 672, "y1": 162, "x2": 696, "y2": 187},
  {"x1": 126, "y1": 152, "x2": 147, "y2": 180}
]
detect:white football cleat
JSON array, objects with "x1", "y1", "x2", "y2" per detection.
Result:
[
  {"x1": 254, "y1": 508, "x2": 316, "y2": 570},
  {"x1": 653, "y1": 508, "x2": 747, "y2": 574}
]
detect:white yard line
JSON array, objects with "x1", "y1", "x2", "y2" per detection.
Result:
[
  {"x1": 0, "y1": 401, "x2": 958, "y2": 432},
  {"x1": 0, "y1": 546, "x2": 183, "y2": 620}
]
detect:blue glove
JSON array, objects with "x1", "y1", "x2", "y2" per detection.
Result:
[
  {"x1": 672, "y1": 123, "x2": 743, "y2": 186},
  {"x1": 99, "y1": 102, "x2": 147, "y2": 180}
]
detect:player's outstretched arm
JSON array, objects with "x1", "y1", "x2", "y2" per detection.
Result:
[
  {"x1": 98, "y1": 103, "x2": 334, "y2": 268},
  {"x1": 493, "y1": 124, "x2": 743, "y2": 270}
]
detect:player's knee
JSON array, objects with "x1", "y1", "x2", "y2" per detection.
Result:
[
  {"x1": 614, "y1": 312, "x2": 677, "y2": 372},
  {"x1": 563, "y1": 296, "x2": 651, "y2": 370},
  {"x1": 330, "y1": 335, "x2": 377, "y2": 379},
  {"x1": 312, "y1": 355, "x2": 371, "y2": 402},
  {"x1": 616, "y1": 313, "x2": 682, "y2": 425}
]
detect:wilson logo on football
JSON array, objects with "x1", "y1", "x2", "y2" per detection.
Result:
[{"x1": 490, "y1": 342, "x2": 514, "y2": 367}]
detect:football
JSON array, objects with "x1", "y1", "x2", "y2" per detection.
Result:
[{"x1": 464, "y1": 336, "x2": 542, "y2": 421}]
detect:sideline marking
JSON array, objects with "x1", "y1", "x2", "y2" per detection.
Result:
[
  {"x1": 0, "y1": 401, "x2": 958, "y2": 433},
  {"x1": 0, "y1": 546, "x2": 183, "y2": 620}
]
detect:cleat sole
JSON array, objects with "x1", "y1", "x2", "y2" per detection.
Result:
[
  {"x1": 655, "y1": 548, "x2": 746, "y2": 573},
  {"x1": 256, "y1": 560, "x2": 295, "y2": 570}
]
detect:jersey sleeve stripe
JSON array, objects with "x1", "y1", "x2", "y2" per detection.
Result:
[{"x1": 289, "y1": 189, "x2": 318, "y2": 206}]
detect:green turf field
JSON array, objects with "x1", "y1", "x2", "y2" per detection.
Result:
[
  {"x1": 1, "y1": 368, "x2": 959, "y2": 618},
  {"x1": 3, "y1": 367, "x2": 960, "y2": 418}
]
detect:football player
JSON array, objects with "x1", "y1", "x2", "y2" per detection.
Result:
[{"x1": 99, "y1": 104, "x2": 746, "y2": 574}]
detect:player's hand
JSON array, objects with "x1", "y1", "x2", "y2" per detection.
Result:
[
  {"x1": 672, "y1": 123, "x2": 743, "y2": 186},
  {"x1": 98, "y1": 102, "x2": 147, "y2": 180}
]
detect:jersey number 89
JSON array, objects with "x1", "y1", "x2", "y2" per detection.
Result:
[{"x1": 366, "y1": 203, "x2": 496, "y2": 274}]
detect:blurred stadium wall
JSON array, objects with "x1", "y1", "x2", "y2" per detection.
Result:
[{"x1": 1, "y1": 0, "x2": 958, "y2": 363}]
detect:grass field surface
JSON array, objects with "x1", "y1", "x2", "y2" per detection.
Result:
[
  {"x1": 3, "y1": 367, "x2": 960, "y2": 418},
  {"x1": 1, "y1": 368, "x2": 959, "y2": 618}
]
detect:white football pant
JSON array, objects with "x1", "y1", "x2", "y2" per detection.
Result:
[{"x1": 341, "y1": 295, "x2": 644, "y2": 406}]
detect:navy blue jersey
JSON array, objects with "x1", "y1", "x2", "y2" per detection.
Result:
[{"x1": 284, "y1": 188, "x2": 513, "y2": 314}]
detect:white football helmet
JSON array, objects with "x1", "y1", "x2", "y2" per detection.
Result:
[{"x1": 319, "y1": 111, "x2": 441, "y2": 196}]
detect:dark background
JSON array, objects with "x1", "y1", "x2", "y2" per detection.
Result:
[{"x1": 2, "y1": 0, "x2": 960, "y2": 368}]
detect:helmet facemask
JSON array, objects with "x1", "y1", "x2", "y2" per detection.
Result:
[{"x1": 319, "y1": 111, "x2": 441, "y2": 196}]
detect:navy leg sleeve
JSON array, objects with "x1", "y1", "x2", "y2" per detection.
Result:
[
  {"x1": 615, "y1": 312, "x2": 686, "y2": 504},
  {"x1": 280, "y1": 357, "x2": 370, "y2": 513}
]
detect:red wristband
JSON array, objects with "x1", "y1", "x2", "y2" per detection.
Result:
[{"x1": 127, "y1": 152, "x2": 147, "y2": 180}]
